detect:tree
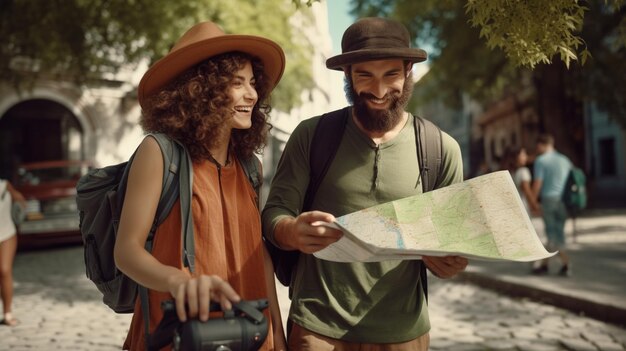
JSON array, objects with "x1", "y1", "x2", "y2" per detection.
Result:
[
  {"x1": 0, "y1": 0, "x2": 315, "y2": 111},
  {"x1": 352, "y1": 0, "x2": 624, "y2": 68},
  {"x1": 351, "y1": 0, "x2": 626, "y2": 132}
]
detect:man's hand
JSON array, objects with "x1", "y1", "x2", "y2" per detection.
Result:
[
  {"x1": 530, "y1": 203, "x2": 542, "y2": 217},
  {"x1": 422, "y1": 256, "x2": 468, "y2": 279},
  {"x1": 275, "y1": 211, "x2": 343, "y2": 254}
]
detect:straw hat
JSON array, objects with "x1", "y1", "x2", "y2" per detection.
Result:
[
  {"x1": 326, "y1": 17, "x2": 427, "y2": 70},
  {"x1": 138, "y1": 21, "x2": 285, "y2": 108}
]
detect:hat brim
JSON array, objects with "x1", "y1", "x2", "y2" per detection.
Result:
[
  {"x1": 138, "y1": 35, "x2": 285, "y2": 108},
  {"x1": 326, "y1": 48, "x2": 427, "y2": 71}
]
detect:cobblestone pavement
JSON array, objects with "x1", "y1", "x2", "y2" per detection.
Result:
[
  {"x1": 427, "y1": 281, "x2": 626, "y2": 351},
  {"x1": 1, "y1": 246, "x2": 625, "y2": 351}
]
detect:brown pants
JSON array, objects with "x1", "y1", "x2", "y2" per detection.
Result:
[{"x1": 288, "y1": 323, "x2": 430, "y2": 351}]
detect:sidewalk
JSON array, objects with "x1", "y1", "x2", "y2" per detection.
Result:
[{"x1": 456, "y1": 209, "x2": 626, "y2": 327}]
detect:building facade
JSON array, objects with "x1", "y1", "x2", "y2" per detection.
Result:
[{"x1": 0, "y1": 1, "x2": 340, "y2": 193}]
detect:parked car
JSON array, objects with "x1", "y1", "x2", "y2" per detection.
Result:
[{"x1": 13, "y1": 160, "x2": 93, "y2": 248}]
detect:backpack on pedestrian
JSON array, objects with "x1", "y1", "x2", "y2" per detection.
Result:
[
  {"x1": 263, "y1": 106, "x2": 443, "y2": 300},
  {"x1": 562, "y1": 167, "x2": 587, "y2": 216}
]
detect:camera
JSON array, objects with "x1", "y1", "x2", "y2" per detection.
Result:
[{"x1": 149, "y1": 299, "x2": 269, "y2": 351}]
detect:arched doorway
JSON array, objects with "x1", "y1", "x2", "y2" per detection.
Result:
[{"x1": 0, "y1": 99, "x2": 84, "y2": 180}]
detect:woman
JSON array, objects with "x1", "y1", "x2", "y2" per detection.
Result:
[
  {"x1": 0, "y1": 178, "x2": 25, "y2": 326},
  {"x1": 113, "y1": 21, "x2": 287, "y2": 350},
  {"x1": 506, "y1": 147, "x2": 537, "y2": 213}
]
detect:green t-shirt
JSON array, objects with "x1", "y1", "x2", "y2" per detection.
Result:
[{"x1": 262, "y1": 108, "x2": 463, "y2": 343}]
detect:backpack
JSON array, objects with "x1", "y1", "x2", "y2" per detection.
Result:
[
  {"x1": 77, "y1": 133, "x2": 262, "y2": 346},
  {"x1": 76, "y1": 133, "x2": 192, "y2": 314},
  {"x1": 562, "y1": 167, "x2": 587, "y2": 215},
  {"x1": 264, "y1": 107, "x2": 443, "y2": 300}
]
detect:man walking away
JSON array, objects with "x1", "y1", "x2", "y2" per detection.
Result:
[{"x1": 531, "y1": 134, "x2": 572, "y2": 276}]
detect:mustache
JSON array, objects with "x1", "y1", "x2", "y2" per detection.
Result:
[{"x1": 358, "y1": 91, "x2": 400, "y2": 101}]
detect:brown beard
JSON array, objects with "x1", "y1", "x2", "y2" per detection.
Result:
[{"x1": 345, "y1": 73, "x2": 414, "y2": 133}]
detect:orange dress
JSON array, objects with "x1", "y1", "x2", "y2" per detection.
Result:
[{"x1": 123, "y1": 158, "x2": 273, "y2": 350}]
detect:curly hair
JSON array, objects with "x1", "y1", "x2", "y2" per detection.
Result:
[{"x1": 140, "y1": 52, "x2": 273, "y2": 161}]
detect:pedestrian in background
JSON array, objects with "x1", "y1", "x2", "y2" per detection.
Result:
[
  {"x1": 0, "y1": 178, "x2": 25, "y2": 326},
  {"x1": 263, "y1": 17, "x2": 467, "y2": 351},
  {"x1": 113, "y1": 21, "x2": 287, "y2": 350},
  {"x1": 505, "y1": 147, "x2": 537, "y2": 213},
  {"x1": 531, "y1": 134, "x2": 572, "y2": 276}
]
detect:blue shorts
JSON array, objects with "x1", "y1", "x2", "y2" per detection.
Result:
[{"x1": 542, "y1": 197, "x2": 568, "y2": 250}]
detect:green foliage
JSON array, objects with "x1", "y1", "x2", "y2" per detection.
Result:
[
  {"x1": 465, "y1": 0, "x2": 588, "y2": 68},
  {"x1": 352, "y1": 0, "x2": 626, "y2": 128},
  {"x1": 291, "y1": 0, "x2": 320, "y2": 8},
  {"x1": 0, "y1": 0, "x2": 314, "y2": 111},
  {"x1": 353, "y1": 0, "x2": 625, "y2": 69}
]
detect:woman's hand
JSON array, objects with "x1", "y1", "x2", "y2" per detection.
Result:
[{"x1": 167, "y1": 274, "x2": 241, "y2": 322}]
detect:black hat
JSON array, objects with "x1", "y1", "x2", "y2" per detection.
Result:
[{"x1": 326, "y1": 17, "x2": 427, "y2": 70}]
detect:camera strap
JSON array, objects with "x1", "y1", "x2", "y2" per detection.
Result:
[
  {"x1": 232, "y1": 300, "x2": 265, "y2": 324},
  {"x1": 146, "y1": 301, "x2": 180, "y2": 351}
]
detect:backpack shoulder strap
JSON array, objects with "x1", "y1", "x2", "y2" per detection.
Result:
[
  {"x1": 148, "y1": 133, "x2": 182, "y2": 236},
  {"x1": 303, "y1": 106, "x2": 351, "y2": 211},
  {"x1": 141, "y1": 133, "x2": 194, "y2": 348},
  {"x1": 239, "y1": 154, "x2": 262, "y2": 207},
  {"x1": 413, "y1": 115, "x2": 443, "y2": 303},
  {"x1": 145, "y1": 133, "x2": 194, "y2": 270},
  {"x1": 414, "y1": 115, "x2": 443, "y2": 192}
]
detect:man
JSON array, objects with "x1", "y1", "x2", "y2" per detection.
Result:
[
  {"x1": 531, "y1": 134, "x2": 572, "y2": 276},
  {"x1": 262, "y1": 17, "x2": 467, "y2": 350}
]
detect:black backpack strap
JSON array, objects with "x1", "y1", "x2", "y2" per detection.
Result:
[
  {"x1": 303, "y1": 107, "x2": 351, "y2": 211},
  {"x1": 148, "y1": 133, "x2": 182, "y2": 240},
  {"x1": 239, "y1": 154, "x2": 262, "y2": 207},
  {"x1": 144, "y1": 134, "x2": 193, "y2": 268},
  {"x1": 279, "y1": 107, "x2": 350, "y2": 335},
  {"x1": 414, "y1": 116, "x2": 443, "y2": 192},
  {"x1": 179, "y1": 143, "x2": 195, "y2": 272},
  {"x1": 413, "y1": 115, "x2": 443, "y2": 303},
  {"x1": 269, "y1": 107, "x2": 350, "y2": 293}
]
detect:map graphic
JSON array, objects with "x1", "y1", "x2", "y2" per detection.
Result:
[{"x1": 314, "y1": 171, "x2": 556, "y2": 262}]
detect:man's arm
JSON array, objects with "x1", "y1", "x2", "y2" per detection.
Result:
[
  {"x1": 521, "y1": 179, "x2": 539, "y2": 212},
  {"x1": 530, "y1": 179, "x2": 543, "y2": 215},
  {"x1": 262, "y1": 118, "x2": 342, "y2": 253},
  {"x1": 531, "y1": 158, "x2": 545, "y2": 215}
]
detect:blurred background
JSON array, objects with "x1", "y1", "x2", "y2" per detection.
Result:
[
  {"x1": 0, "y1": 0, "x2": 624, "y2": 241},
  {"x1": 1, "y1": 2, "x2": 625, "y2": 350}
]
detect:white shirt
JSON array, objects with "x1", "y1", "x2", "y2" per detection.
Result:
[
  {"x1": 0, "y1": 180, "x2": 17, "y2": 242},
  {"x1": 513, "y1": 167, "x2": 532, "y2": 212}
]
